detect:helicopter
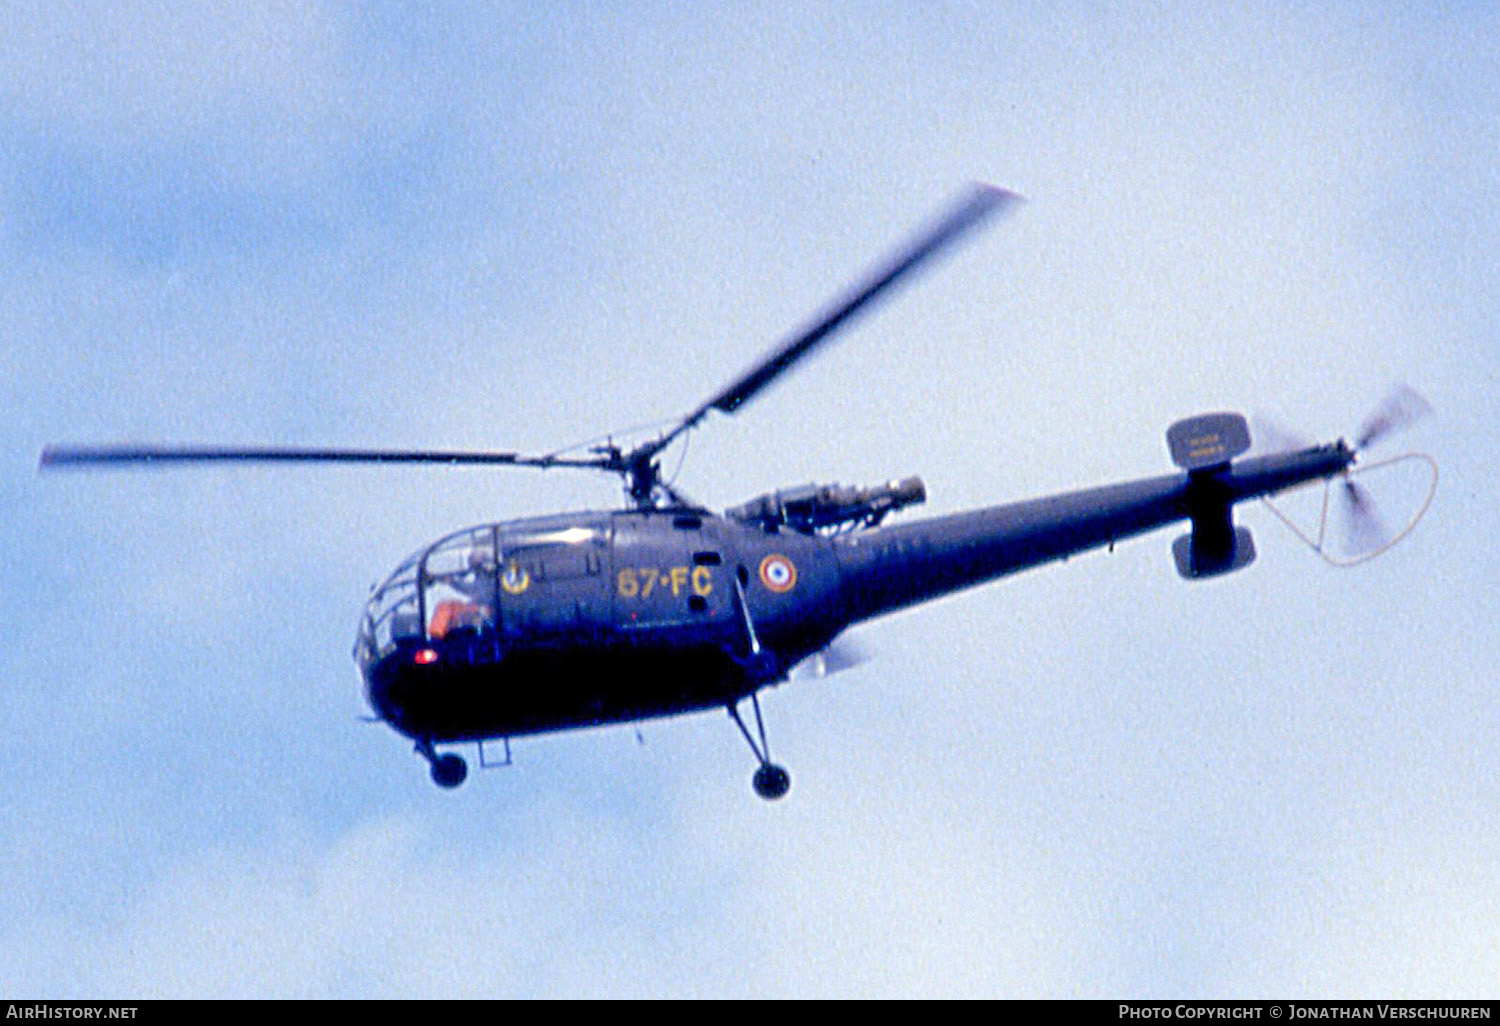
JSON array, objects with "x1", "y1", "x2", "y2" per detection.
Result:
[{"x1": 40, "y1": 184, "x2": 1435, "y2": 799}]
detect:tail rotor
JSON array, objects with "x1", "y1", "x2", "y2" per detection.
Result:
[
  {"x1": 1258, "y1": 384, "x2": 1436, "y2": 566},
  {"x1": 1355, "y1": 383, "x2": 1433, "y2": 451},
  {"x1": 1338, "y1": 475, "x2": 1389, "y2": 555}
]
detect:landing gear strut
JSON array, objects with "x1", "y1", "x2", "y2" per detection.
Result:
[
  {"x1": 416, "y1": 738, "x2": 468, "y2": 789},
  {"x1": 729, "y1": 691, "x2": 790, "y2": 800}
]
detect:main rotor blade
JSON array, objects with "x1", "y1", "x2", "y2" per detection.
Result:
[
  {"x1": 47, "y1": 185, "x2": 1018, "y2": 501},
  {"x1": 696, "y1": 183, "x2": 1019, "y2": 422},
  {"x1": 40, "y1": 444, "x2": 607, "y2": 471}
]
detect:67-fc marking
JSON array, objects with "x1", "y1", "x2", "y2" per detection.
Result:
[{"x1": 617, "y1": 566, "x2": 713, "y2": 599}]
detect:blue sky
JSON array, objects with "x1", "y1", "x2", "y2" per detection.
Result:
[{"x1": 3, "y1": 1, "x2": 1497, "y2": 997}]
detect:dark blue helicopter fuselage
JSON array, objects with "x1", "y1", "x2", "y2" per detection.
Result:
[{"x1": 359, "y1": 443, "x2": 1353, "y2": 746}]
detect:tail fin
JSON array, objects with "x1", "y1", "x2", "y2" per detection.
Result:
[
  {"x1": 1166, "y1": 412, "x2": 1251, "y2": 471},
  {"x1": 1167, "y1": 413, "x2": 1256, "y2": 579}
]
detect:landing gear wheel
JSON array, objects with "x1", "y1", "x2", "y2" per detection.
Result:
[
  {"x1": 752, "y1": 763, "x2": 791, "y2": 801},
  {"x1": 431, "y1": 752, "x2": 468, "y2": 789}
]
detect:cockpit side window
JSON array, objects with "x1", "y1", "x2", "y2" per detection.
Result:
[
  {"x1": 499, "y1": 525, "x2": 605, "y2": 584},
  {"x1": 420, "y1": 527, "x2": 499, "y2": 639}
]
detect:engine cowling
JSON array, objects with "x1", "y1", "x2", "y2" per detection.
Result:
[{"x1": 726, "y1": 476, "x2": 926, "y2": 533}]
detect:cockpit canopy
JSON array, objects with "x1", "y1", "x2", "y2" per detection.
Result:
[{"x1": 354, "y1": 517, "x2": 606, "y2": 670}]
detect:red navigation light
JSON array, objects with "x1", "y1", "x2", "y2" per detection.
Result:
[{"x1": 414, "y1": 648, "x2": 439, "y2": 665}]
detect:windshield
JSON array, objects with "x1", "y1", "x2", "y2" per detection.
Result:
[
  {"x1": 353, "y1": 516, "x2": 611, "y2": 670},
  {"x1": 355, "y1": 525, "x2": 499, "y2": 669}
]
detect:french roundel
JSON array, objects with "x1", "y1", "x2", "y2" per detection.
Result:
[{"x1": 758, "y1": 554, "x2": 797, "y2": 593}]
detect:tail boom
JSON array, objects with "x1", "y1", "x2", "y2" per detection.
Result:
[{"x1": 834, "y1": 430, "x2": 1355, "y2": 623}]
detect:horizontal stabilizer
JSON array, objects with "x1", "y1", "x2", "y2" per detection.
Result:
[{"x1": 1167, "y1": 413, "x2": 1251, "y2": 471}]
